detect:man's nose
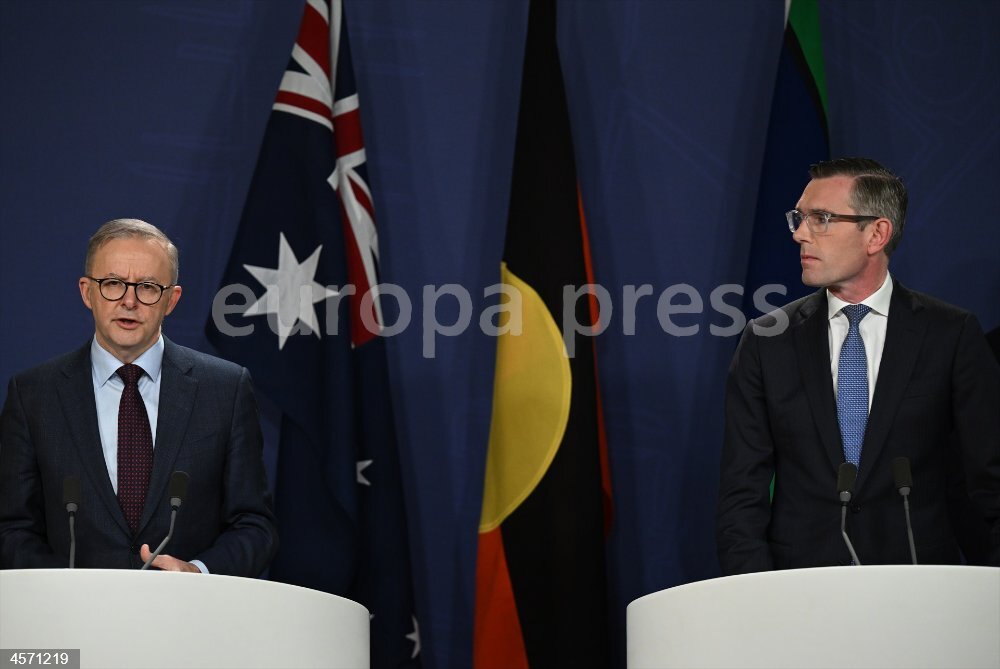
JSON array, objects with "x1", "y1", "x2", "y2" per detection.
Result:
[
  {"x1": 121, "y1": 285, "x2": 139, "y2": 307},
  {"x1": 792, "y1": 222, "x2": 811, "y2": 245}
]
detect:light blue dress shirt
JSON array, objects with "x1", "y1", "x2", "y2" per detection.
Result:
[
  {"x1": 90, "y1": 335, "x2": 208, "y2": 573},
  {"x1": 91, "y1": 336, "x2": 164, "y2": 489}
]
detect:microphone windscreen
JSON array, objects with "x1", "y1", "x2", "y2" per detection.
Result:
[
  {"x1": 169, "y1": 471, "x2": 190, "y2": 501},
  {"x1": 837, "y1": 462, "x2": 857, "y2": 494},
  {"x1": 892, "y1": 456, "x2": 913, "y2": 490},
  {"x1": 63, "y1": 475, "x2": 81, "y2": 506}
]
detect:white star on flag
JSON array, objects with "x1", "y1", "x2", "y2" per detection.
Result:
[
  {"x1": 356, "y1": 459, "x2": 373, "y2": 486},
  {"x1": 243, "y1": 233, "x2": 338, "y2": 350},
  {"x1": 405, "y1": 615, "x2": 421, "y2": 659}
]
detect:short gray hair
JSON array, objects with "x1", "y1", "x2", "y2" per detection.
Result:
[
  {"x1": 809, "y1": 157, "x2": 908, "y2": 256},
  {"x1": 85, "y1": 218, "x2": 180, "y2": 283}
]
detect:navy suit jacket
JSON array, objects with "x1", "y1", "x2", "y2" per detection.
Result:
[
  {"x1": 717, "y1": 280, "x2": 1000, "y2": 573},
  {"x1": 0, "y1": 337, "x2": 278, "y2": 576}
]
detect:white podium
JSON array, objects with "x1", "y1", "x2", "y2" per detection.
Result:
[
  {"x1": 627, "y1": 565, "x2": 1000, "y2": 669},
  {"x1": 0, "y1": 569, "x2": 369, "y2": 669}
]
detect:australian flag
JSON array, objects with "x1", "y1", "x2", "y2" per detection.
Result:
[{"x1": 206, "y1": 1, "x2": 421, "y2": 665}]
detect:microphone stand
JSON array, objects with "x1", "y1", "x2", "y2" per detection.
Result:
[
  {"x1": 141, "y1": 505, "x2": 178, "y2": 571},
  {"x1": 67, "y1": 507, "x2": 77, "y2": 569}
]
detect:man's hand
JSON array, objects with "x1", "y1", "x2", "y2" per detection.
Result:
[{"x1": 139, "y1": 544, "x2": 200, "y2": 573}]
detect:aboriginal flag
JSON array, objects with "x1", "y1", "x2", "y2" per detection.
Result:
[{"x1": 473, "y1": 0, "x2": 612, "y2": 666}]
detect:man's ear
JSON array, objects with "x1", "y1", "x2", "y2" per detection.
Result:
[
  {"x1": 79, "y1": 277, "x2": 94, "y2": 310},
  {"x1": 164, "y1": 285, "x2": 182, "y2": 316},
  {"x1": 867, "y1": 217, "x2": 893, "y2": 256}
]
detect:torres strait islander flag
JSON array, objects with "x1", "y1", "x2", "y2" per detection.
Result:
[
  {"x1": 473, "y1": 0, "x2": 613, "y2": 666},
  {"x1": 206, "y1": 1, "x2": 420, "y2": 666},
  {"x1": 744, "y1": 0, "x2": 829, "y2": 502},
  {"x1": 744, "y1": 0, "x2": 830, "y2": 310}
]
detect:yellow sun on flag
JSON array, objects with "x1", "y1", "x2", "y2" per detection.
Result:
[{"x1": 479, "y1": 262, "x2": 572, "y2": 532}]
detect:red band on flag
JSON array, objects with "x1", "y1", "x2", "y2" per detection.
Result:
[
  {"x1": 338, "y1": 198, "x2": 377, "y2": 346},
  {"x1": 473, "y1": 528, "x2": 529, "y2": 669},
  {"x1": 348, "y1": 176, "x2": 374, "y2": 221},
  {"x1": 275, "y1": 90, "x2": 332, "y2": 120},
  {"x1": 333, "y1": 108, "x2": 365, "y2": 157},
  {"x1": 298, "y1": 2, "x2": 331, "y2": 78},
  {"x1": 578, "y1": 188, "x2": 614, "y2": 533}
]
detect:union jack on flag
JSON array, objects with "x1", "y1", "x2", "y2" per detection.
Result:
[{"x1": 274, "y1": 0, "x2": 382, "y2": 346}]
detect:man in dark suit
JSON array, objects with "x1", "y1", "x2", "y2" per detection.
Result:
[
  {"x1": 0, "y1": 219, "x2": 277, "y2": 576},
  {"x1": 717, "y1": 158, "x2": 1000, "y2": 573}
]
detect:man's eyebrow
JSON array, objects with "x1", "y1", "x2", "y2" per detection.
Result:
[{"x1": 96, "y1": 273, "x2": 164, "y2": 282}]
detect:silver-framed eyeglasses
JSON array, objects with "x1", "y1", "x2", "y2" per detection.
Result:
[
  {"x1": 86, "y1": 276, "x2": 173, "y2": 305},
  {"x1": 786, "y1": 209, "x2": 878, "y2": 234}
]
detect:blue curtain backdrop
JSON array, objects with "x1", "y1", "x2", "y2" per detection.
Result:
[{"x1": 1, "y1": 2, "x2": 998, "y2": 667}]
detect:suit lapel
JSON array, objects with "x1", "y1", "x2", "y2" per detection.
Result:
[
  {"x1": 139, "y1": 338, "x2": 197, "y2": 533},
  {"x1": 856, "y1": 281, "x2": 925, "y2": 491},
  {"x1": 794, "y1": 291, "x2": 845, "y2": 472},
  {"x1": 56, "y1": 342, "x2": 131, "y2": 536}
]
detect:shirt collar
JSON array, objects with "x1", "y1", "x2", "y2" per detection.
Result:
[
  {"x1": 827, "y1": 273, "x2": 894, "y2": 320},
  {"x1": 91, "y1": 335, "x2": 165, "y2": 386}
]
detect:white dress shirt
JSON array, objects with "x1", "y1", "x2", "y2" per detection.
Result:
[{"x1": 827, "y1": 274, "x2": 893, "y2": 410}]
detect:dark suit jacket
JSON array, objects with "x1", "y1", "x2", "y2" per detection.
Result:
[
  {"x1": 717, "y1": 280, "x2": 1000, "y2": 574},
  {"x1": 0, "y1": 337, "x2": 278, "y2": 576}
]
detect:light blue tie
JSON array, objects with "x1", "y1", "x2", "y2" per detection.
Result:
[{"x1": 837, "y1": 304, "x2": 872, "y2": 467}]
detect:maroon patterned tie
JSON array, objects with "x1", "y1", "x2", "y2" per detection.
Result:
[{"x1": 117, "y1": 364, "x2": 153, "y2": 534}]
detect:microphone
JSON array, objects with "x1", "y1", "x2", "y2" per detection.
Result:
[
  {"x1": 63, "y1": 476, "x2": 80, "y2": 569},
  {"x1": 892, "y1": 456, "x2": 918, "y2": 565},
  {"x1": 837, "y1": 463, "x2": 862, "y2": 566},
  {"x1": 141, "y1": 471, "x2": 190, "y2": 571},
  {"x1": 168, "y1": 470, "x2": 190, "y2": 510}
]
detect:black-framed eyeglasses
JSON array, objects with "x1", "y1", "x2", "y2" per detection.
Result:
[
  {"x1": 86, "y1": 276, "x2": 173, "y2": 305},
  {"x1": 786, "y1": 209, "x2": 879, "y2": 235}
]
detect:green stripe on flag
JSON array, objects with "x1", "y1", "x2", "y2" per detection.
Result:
[{"x1": 788, "y1": 0, "x2": 829, "y2": 121}]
